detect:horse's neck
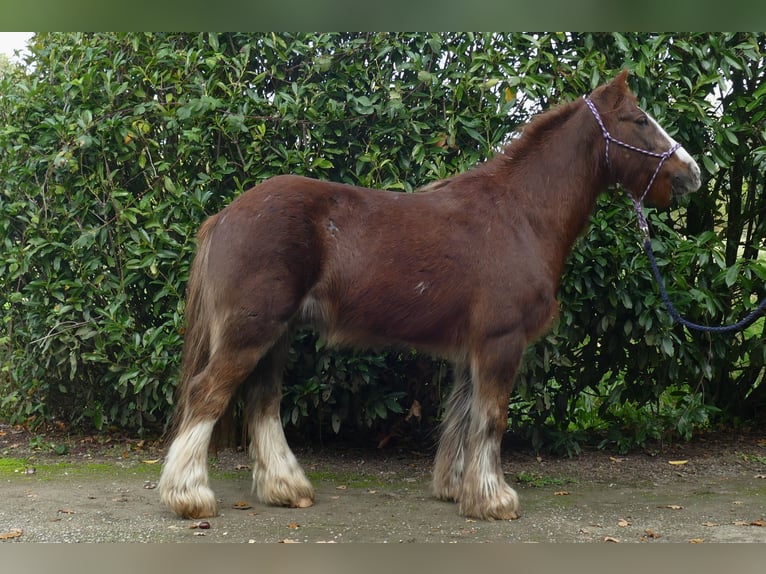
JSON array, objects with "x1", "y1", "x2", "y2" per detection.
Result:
[{"x1": 498, "y1": 112, "x2": 607, "y2": 277}]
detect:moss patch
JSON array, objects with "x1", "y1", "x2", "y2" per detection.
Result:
[
  {"x1": 0, "y1": 456, "x2": 160, "y2": 480},
  {"x1": 0, "y1": 457, "x2": 30, "y2": 475},
  {"x1": 514, "y1": 471, "x2": 577, "y2": 488},
  {"x1": 306, "y1": 468, "x2": 419, "y2": 490}
]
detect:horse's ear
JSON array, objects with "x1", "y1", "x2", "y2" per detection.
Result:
[
  {"x1": 591, "y1": 69, "x2": 631, "y2": 103},
  {"x1": 611, "y1": 69, "x2": 630, "y2": 90}
]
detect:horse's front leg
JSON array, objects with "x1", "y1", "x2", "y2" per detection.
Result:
[{"x1": 458, "y1": 335, "x2": 524, "y2": 521}]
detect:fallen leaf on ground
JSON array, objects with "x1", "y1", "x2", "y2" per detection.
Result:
[
  {"x1": 143, "y1": 481, "x2": 157, "y2": 489},
  {"x1": 57, "y1": 508, "x2": 75, "y2": 515},
  {"x1": 141, "y1": 459, "x2": 161, "y2": 465},
  {"x1": 603, "y1": 536, "x2": 620, "y2": 543},
  {"x1": 232, "y1": 501, "x2": 252, "y2": 510},
  {"x1": 609, "y1": 456, "x2": 626, "y2": 463},
  {"x1": 336, "y1": 485, "x2": 347, "y2": 490},
  {"x1": 0, "y1": 529, "x2": 23, "y2": 540},
  {"x1": 644, "y1": 529, "x2": 661, "y2": 539},
  {"x1": 405, "y1": 400, "x2": 422, "y2": 422},
  {"x1": 657, "y1": 505, "x2": 684, "y2": 510},
  {"x1": 234, "y1": 464, "x2": 250, "y2": 471},
  {"x1": 755, "y1": 474, "x2": 766, "y2": 479},
  {"x1": 701, "y1": 521, "x2": 719, "y2": 527},
  {"x1": 735, "y1": 518, "x2": 766, "y2": 527},
  {"x1": 287, "y1": 523, "x2": 300, "y2": 529},
  {"x1": 279, "y1": 539, "x2": 299, "y2": 544},
  {"x1": 554, "y1": 491, "x2": 569, "y2": 496},
  {"x1": 618, "y1": 519, "x2": 630, "y2": 527},
  {"x1": 688, "y1": 538, "x2": 705, "y2": 544},
  {"x1": 668, "y1": 460, "x2": 688, "y2": 466}
]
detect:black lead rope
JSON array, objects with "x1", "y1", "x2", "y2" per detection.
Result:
[{"x1": 642, "y1": 237, "x2": 766, "y2": 333}]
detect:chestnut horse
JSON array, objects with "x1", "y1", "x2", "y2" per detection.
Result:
[{"x1": 158, "y1": 71, "x2": 701, "y2": 521}]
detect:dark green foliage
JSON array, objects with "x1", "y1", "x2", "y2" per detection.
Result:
[{"x1": 1, "y1": 33, "x2": 764, "y2": 449}]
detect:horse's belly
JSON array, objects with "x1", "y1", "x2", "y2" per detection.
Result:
[{"x1": 299, "y1": 284, "x2": 468, "y2": 355}]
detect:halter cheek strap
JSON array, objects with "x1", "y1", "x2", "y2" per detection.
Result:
[{"x1": 583, "y1": 96, "x2": 681, "y2": 236}]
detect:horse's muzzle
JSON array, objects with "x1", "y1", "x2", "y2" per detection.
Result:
[{"x1": 671, "y1": 162, "x2": 702, "y2": 196}]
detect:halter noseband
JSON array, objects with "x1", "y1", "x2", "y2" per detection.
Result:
[{"x1": 583, "y1": 96, "x2": 681, "y2": 236}]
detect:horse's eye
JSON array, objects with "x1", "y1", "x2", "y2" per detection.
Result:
[{"x1": 636, "y1": 115, "x2": 649, "y2": 126}]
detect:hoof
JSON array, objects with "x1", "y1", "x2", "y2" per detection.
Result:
[
  {"x1": 255, "y1": 474, "x2": 315, "y2": 509},
  {"x1": 182, "y1": 504, "x2": 219, "y2": 520},
  {"x1": 159, "y1": 484, "x2": 218, "y2": 519},
  {"x1": 291, "y1": 497, "x2": 315, "y2": 509},
  {"x1": 458, "y1": 483, "x2": 521, "y2": 521},
  {"x1": 460, "y1": 501, "x2": 521, "y2": 521}
]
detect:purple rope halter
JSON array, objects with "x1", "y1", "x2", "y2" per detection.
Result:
[
  {"x1": 583, "y1": 96, "x2": 681, "y2": 236},
  {"x1": 584, "y1": 95, "x2": 766, "y2": 333}
]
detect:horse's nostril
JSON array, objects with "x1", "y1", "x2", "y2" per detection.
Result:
[{"x1": 672, "y1": 172, "x2": 700, "y2": 195}]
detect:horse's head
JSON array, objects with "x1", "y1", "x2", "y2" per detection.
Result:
[{"x1": 587, "y1": 70, "x2": 701, "y2": 208}]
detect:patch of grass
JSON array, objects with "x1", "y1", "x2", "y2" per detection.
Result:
[
  {"x1": 306, "y1": 469, "x2": 401, "y2": 490},
  {"x1": 741, "y1": 453, "x2": 766, "y2": 465},
  {"x1": 0, "y1": 457, "x2": 31, "y2": 475},
  {"x1": 0, "y1": 456, "x2": 160, "y2": 480},
  {"x1": 514, "y1": 471, "x2": 576, "y2": 488},
  {"x1": 211, "y1": 468, "x2": 247, "y2": 480}
]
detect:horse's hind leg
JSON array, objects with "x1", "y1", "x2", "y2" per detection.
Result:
[
  {"x1": 246, "y1": 333, "x2": 314, "y2": 508},
  {"x1": 433, "y1": 362, "x2": 472, "y2": 502},
  {"x1": 159, "y1": 342, "x2": 268, "y2": 519},
  {"x1": 458, "y1": 334, "x2": 525, "y2": 520}
]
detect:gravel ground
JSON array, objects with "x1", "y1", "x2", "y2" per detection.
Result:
[{"x1": 1, "y1": 425, "x2": 765, "y2": 543}]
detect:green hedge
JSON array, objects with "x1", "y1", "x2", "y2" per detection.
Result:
[{"x1": 1, "y1": 33, "x2": 764, "y2": 448}]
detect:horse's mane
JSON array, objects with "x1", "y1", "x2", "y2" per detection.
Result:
[
  {"x1": 499, "y1": 98, "x2": 581, "y2": 162},
  {"x1": 415, "y1": 98, "x2": 583, "y2": 193}
]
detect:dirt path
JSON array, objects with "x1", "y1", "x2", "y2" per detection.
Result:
[{"x1": 1, "y1": 426, "x2": 765, "y2": 543}]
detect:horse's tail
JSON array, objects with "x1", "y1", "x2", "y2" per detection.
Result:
[{"x1": 166, "y1": 213, "x2": 220, "y2": 440}]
